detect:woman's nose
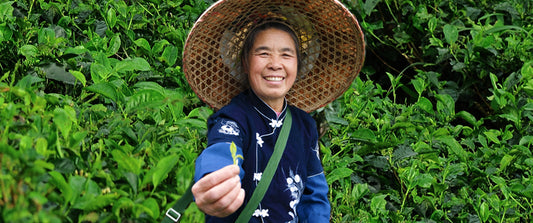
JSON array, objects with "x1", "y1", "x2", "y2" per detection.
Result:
[{"x1": 268, "y1": 56, "x2": 283, "y2": 70}]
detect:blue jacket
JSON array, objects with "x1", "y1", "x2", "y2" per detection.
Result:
[{"x1": 194, "y1": 90, "x2": 330, "y2": 222}]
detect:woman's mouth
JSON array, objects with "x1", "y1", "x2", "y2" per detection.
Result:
[{"x1": 264, "y1": 76, "x2": 284, "y2": 81}]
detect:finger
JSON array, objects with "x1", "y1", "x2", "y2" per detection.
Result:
[
  {"x1": 210, "y1": 182, "x2": 245, "y2": 217},
  {"x1": 223, "y1": 188, "x2": 245, "y2": 216},
  {"x1": 195, "y1": 175, "x2": 240, "y2": 208},
  {"x1": 192, "y1": 165, "x2": 239, "y2": 194}
]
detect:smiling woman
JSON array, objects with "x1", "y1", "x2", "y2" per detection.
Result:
[
  {"x1": 181, "y1": 0, "x2": 365, "y2": 222},
  {"x1": 183, "y1": 0, "x2": 365, "y2": 113},
  {"x1": 245, "y1": 25, "x2": 299, "y2": 112}
]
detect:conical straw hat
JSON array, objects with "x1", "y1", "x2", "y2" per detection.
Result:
[{"x1": 183, "y1": 0, "x2": 365, "y2": 112}]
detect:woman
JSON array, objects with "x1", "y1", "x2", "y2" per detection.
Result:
[{"x1": 182, "y1": 0, "x2": 365, "y2": 222}]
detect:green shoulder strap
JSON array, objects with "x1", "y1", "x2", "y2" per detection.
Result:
[
  {"x1": 235, "y1": 109, "x2": 292, "y2": 223},
  {"x1": 162, "y1": 109, "x2": 292, "y2": 223}
]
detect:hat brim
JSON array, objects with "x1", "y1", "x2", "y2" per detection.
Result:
[{"x1": 183, "y1": 0, "x2": 365, "y2": 112}]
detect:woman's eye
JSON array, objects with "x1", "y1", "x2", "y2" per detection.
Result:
[{"x1": 283, "y1": 54, "x2": 294, "y2": 58}]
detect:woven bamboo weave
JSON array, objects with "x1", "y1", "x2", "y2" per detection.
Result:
[{"x1": 183, "y1": 0, "x2": 365, "y2": 112}]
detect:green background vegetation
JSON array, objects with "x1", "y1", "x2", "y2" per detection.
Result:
[{"x1": 1, "y1": 0, "x2": 532, "y2": 222}]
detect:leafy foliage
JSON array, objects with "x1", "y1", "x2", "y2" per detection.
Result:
[
  {"x1": 319, "y1": 0, "x2": 533, "y2": 222},
  {"x1": 1, "y1": 0, "x2": 532, "y2": 222}
]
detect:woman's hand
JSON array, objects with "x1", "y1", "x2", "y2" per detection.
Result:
[{"x1": 191, "y1": 165, "x2": 245, "y2": 217}]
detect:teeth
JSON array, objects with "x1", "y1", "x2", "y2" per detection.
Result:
[{"x1": 265, "y1": 77, "x2": 283, "y2": 81}]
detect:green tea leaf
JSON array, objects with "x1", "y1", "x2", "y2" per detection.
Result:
[
  {"x1": 326, "y1": 167, "x2": 353, "y2": 184},
  {"x1": 142, "y1": 198, "x2": 160, "y2": 219},
  {"x1": 85, "y1": 82, "x2": 118, "y2": 102},
  {"x1": 135, "y1": 38, "x2": 152, "y2": 52},
  {"x1": 411, "y1": 77, "x2": 425, "y2": 96},
  {"x1": 69, "y1": 70, "x2": 87, "y2": 86},
  {"x1": 73, "y1": 193, "x2": 119, "y2": 211},
  {"x1": 20, "y1": 45, "x2": 38, "y2": 58},
  {"x1": 443, "y1": 24, "x2": 459, "y2": 44},
  {"x1": 107, "y1": 8, "x2": 117, "y2": 28},
  {"x1": 48, "y1": 171, "x2": 73, "y2": 203},
  {"x1": 151, "y1": 154, "x2": 179, "y2": 190},
  {"x1": 90, "y1": 63, "x2": 112, "y2": 83},
  {"x1": 370, "y1": 194, "x2": 387, "y2": 215},
  {"x1": 160, "y1": 45, "x2": 178, "y2": 66},
  {"x1": 54, "y1": 107, "x2": 73, "y2": 140},
  {"x1": 107, "y1": 34, "x2": 121, "y2": 56},
  {"x1": 352, "y1": 128, "x2": 377, "y2": 143},
  {"x1": 352, "y1": 183, "x2": 370, "y2": 201},
  {"x1": 479, "y1": 202, "x2": 490, "y2": 222},
  {"x1": 415, "y1": 173, "x2": 433, "y2": 188},
  {"x1": 438, "y1": 136, "x2": 468, "y2": 162},
  {"x1": 484, "y1": 131, "x2": 501, "y2": 144},
  {"x1": 455, "y1": 111, "x2": 477, "y2": 126},
  {"x1": 111, "y1": 149, "x2": 143, "y2": 175},
  {"x1": 131, "y1": 57, "x2": 150, "y2": 71},
  {"x1": 499, "y1": 154, "x2": 514, "y2": 171}
]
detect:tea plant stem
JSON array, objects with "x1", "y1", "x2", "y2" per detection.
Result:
[{"x1": 400, "y1": 186, "x2": 411, "y2": 213}]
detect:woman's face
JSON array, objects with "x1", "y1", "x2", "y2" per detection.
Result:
[{"x1": 246, "y1": 28, "x2": 298, "y2": 109}]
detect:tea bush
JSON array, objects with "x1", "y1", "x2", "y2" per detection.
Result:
[{"x1": 1, "y1": 0, "x2": 532, "y2": 222}]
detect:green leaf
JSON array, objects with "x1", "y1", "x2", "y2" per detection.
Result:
[
  {"x1": 484, "y1": 130, "x2": 501, "y2": 144},
  {"x1": 443, "y1": 24, "x2": 459, "y2": 44},
  {"x1": 113, "y1": 197, "x2": 134, "y2": 217},
  {"x1": 35, "y1": 137, "x2": 48, "y2": 156},
  {"x1": 142, "y1": 198, "x2": 160, "y2": 219},
  {"x1": 115, "y1": 58, "x2": 151, "y2": 73},
  {"x1": 415, "y1": 173, "x2": 433, "y2": 188},
  {"x1": 411, "y1": 78, "x2": 425, "y2": 96},
  {"x1": 125, "y1": 89, "x2": 165, "y2": 112},
  {"x1": 131, "y1": 57, "x2": 150, "y2": 71},
  {"x1": 107, "y1": 34, "x2": 121, "y2": 56},
  {"x1": 73, "y1": 193, "x2": 119, "y2": 211},
  {"x1": 135, "y1": 38, "x2": 152, "y2": 52},
  {"x1": 38, "y1": 27, "x2": 55, "y2": 44},
  {"x1": 69, "y1": 70, "x2": 87, "y2": 86},
  {"x1": 490, "y1": 175, "x2": 510, "y2": 199},
  {"x1": 64, "y1": 46, "x2": 88, "y2": 55},
  {"x1": 150, "y1": 154, "x2": 179, "y2": 190},
  {"x1": 352, "y1": 183, "x2": 370, "y2": 201},
  {"x1": 15, "y1": 75, "x2": 44, "y2": 89},
  {"x1": 54, "y1": 107, "x2": 73, "y2": 140},
  {"x1": 480, "y1": 202, "x2": 490, "y2": 222},
  {"x1": 392, "y1": 145, "x2": 417, "y2": 162},
  {"x1": 0, "y1": 2, "x2": 15, "y2": 22},
  {"x1": 20, "y1": 45, "x2": 38, "y2": 58},
  {"x1": 362, "y1": 0, "x2": 379, "y2": 16},
  {"x1": 49, "y1": 171, "x2": 73, "y2": 203},
  {"x1": 69, "y1": 175, "x2": 87, "y2": 202},
  {"x1": 326, "y1": 167, "x2": 353, "y2": 184},
  {"x1": 111, "y1": 149, "x2": 143, "y2": 175},
  {"x1": 455, "y1": 111, "x2": 477, "y2": 126},
  {"x1": 124, "y1": 172, "x2": 138, "y2": 195},
  {"x1": 160, "y1": 45, "x2": 178, "y2": 66},
  {"x1": 352, "y1": 128, "x2": 376, "y2": 143},
  {"x1": 43, "y1": 63, "x2": 78, "y2": 85},
  {"x1": 107, "y1": 8, "x2": 117, "y2": 28},
  {"x1": 519, "y1": 136, "x2": 533, "y2": 146},
  {"x1": 90, "y1": 63, "x2": 112, "y2": 83},
  {"x1": 500, "y1": 154, "x2": 514, "y2": 171},
  {"x1": 85, "y1": 82, "x2": 118, "y2": 102},
  {"x1": 370, "y1": 194, "x2": 388, "y2": 215},
  {"x1": 438, "y1": 136, "x2": 468, "y2": 162}
]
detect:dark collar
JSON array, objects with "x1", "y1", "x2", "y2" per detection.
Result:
[{"x1": 246, "y1": 89, "x2": 287, "y2": 121}]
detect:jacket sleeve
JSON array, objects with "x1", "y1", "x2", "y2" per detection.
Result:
[
  {"x1": 194, "y1": 142, "x2": 245, "y2": 182},
  {"x1": 297, "y1": 139, "x2": 330, "y2": 222},
  {"x1": 297, "y1": 172, "x2": 330, "y2": 222}
]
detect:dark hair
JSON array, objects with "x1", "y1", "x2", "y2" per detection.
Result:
[{"x1": 241, "y1": 22, "x2": 302, "y2": 75}]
